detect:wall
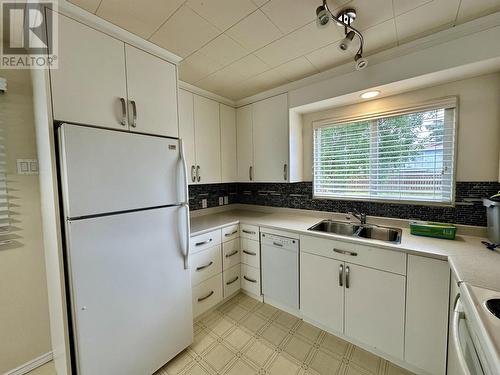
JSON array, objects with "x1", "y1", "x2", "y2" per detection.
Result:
[
  {"x1": 0, "y1": 70, "x2": 52, "y2": 373},
  {"x1": 302, "y1": 73, "x2": 500, "y2": 182}
]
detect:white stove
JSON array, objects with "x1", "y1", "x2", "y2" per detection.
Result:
[{"x1": 450, "y1": 283, "x2": 500, "y2": 375}]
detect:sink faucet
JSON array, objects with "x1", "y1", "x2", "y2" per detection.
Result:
[{"x1": 349, "y1": 209, "x2": 367, "y2": 225}]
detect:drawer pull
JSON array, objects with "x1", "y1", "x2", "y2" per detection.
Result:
[
  {"x1": 243, "y1": 276, "x2": 257, "y2": 283},
  {"x1": 243, "y1": 250, "x2": 256, "y2": 256},
  {"x1": 195, "y1": 261, "x2": 213, "y2": 272},
  {"x1": 225, "y1": 250, "x2": 239, "y2": 258},
  {"x1": 195, "y1": 238, "x2": 213, "y2": 247},
  {"x1": 333, "y1": 248, "x2": 358, "y2": 257},
  {"x1": 226, "y1": 276, "x2": 239, "y2": 285},
  {"x1": 242, "y1": 230, "x2": 256, "y2": 235},
  {"x1": 225, "y1": 230, "x2": 238, "y2": 237},
  {"x1": 197, "y1": 291, "x2": 214, "y2": 302}
]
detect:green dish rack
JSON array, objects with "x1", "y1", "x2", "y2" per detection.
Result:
[{"x1": 410, "y1": 221, "x2": 457, "y2": 240}]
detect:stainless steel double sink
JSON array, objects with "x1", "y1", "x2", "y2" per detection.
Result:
[{"x1": 308, "y1": 220, "x2": 402, "y2": 244}]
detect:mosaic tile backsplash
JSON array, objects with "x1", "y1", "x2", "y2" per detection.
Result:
[{"x1": 189, "y1": 181, "x2": 500, "y2": 227}]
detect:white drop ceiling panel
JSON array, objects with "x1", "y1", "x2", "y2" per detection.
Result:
[{"x1": 68, "y1": 0, "x2": 500, "y2": 100}]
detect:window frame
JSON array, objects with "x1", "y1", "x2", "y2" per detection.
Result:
[{"x1": 311, "y1": 97, "x2": 459, "y2": 207}]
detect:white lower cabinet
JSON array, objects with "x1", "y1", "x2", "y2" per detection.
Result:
[
  {"x1": 240, "y1": 238, "x2": 260, "y2": 268},
  {"x1": 190, "y1": 245, "x2": 222, "y2": 286},
  {"x1": 405, "y1": 255, "x2": 450, "y2": 375},
  {"x1": 192, "y1": 274, "x2": 223, "y2": 317},
  {"x1": 344, "y1": 263, "x2": 406, "y2": 359},
  {"x1": 223, "y1": 264, "x2": 241, "y2": 298},
  {"x1": 300, "y1": 252, "x2": 344, "y2": 334},
  {"x1": 222, "y1": 239, "x2": 240, "y2": 270}
]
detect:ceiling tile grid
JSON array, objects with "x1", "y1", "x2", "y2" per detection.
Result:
[{"x1": 69, "y1": 0, "x2": 500, "y2": 100}]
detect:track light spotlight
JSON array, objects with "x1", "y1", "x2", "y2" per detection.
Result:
[
  {"x1": 339, "y1": 31, "x2": 355, "y2": 52},
  {"x1": 316, "y1": 5, "x2": 330, "y2": 27},
  {"x1": 355, "y1": 53, "x2": 368, "y2": 70}
]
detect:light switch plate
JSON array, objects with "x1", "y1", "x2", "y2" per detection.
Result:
[
  {"x1": 224, "y1": 196, "x2": 229, "y2": 205},
  {"x1": 16, "y1": 159, "x2": 38, "y2": 175},
  {"x1": 201, "y1": 199, "x2": 207, "y2": 209}
]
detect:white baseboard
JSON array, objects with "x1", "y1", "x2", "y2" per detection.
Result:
[{"x1": 4, "y1": 352, "x2": 53, "y2": 375}]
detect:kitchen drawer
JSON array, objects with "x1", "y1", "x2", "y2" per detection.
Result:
[
  {"x1": 222, "y1": 224, "x2": 239, "y2": 242},
  {"x1": 241, "y1": 264, "x2": 260, "y2": 297},
  {"x1": 300, "y1": 235, "x2": 406, "y2": 275},
  {"x1": 240, "y1": 238, "x2": 260, "y2": 268},
  {"x1": 223, "y1": 264, "x2": 241, "y2": 298},
  {"x1": 240, "y1": 224, "x2": 259, "y2": 240},
  {"x1": 222, "y1": 239, "x2": 240, "y2": 270},
  {"x1": 190, "y1": 245, "x2": 222, "y2": 286},
  {"x1": 192, "y1": 273, "x2": 223, "y2": 318},
  {"x1": 190, "y1": 229, "x2": 221, "y2": 254}
]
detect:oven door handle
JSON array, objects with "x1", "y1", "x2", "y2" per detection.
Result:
[{"x1": 452, "y1": 294, "x2": 473, "y2": 375}]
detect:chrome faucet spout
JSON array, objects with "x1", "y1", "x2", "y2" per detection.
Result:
[{"x1": 349, "y1": 209, "x2": 367, "y2": 225}]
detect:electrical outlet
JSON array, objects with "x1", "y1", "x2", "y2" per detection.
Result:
[
  {"x1": 16, "y1": 159, "x2": 38, "y2": 175},
  {"x1": 201, "y1": 199, "x2": 207, "y2": 209},
  {"x1": 224, "y1": 196, "x2": 229, "y2": 205},
  {"x1": 219, "y1": 197, "x2": 223, "y2": 205}
]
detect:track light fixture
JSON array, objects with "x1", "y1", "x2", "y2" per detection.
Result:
[{"x1": 315, "y1": 0, "x2": 367, "y2": 70}]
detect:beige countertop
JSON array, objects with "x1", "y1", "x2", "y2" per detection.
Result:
[{"x1": 191, "y1": 208, "x2": 500, "y2": 292}]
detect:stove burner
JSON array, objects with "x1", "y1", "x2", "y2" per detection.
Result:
[{"x1": 486, "y1": 299, "x2": 500, "y2": 319}]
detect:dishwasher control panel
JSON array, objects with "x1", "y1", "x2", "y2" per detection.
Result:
[{"x1": 261, "y1": 233, "x2": 298, "y2": 250}]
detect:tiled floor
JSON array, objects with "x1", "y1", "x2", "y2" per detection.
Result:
[
  {"x1": 156, "y1": 293, "x2": 415, "y2": 375},
  {"x1": 27, "y1": 361, "x2": 56, "y2": 375}
]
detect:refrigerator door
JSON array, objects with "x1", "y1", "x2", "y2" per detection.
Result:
[
  {"x1": 66, "y1": 206, "x2": 193, "y2": 375},
  {"x1": 59, "y1": 124, "x2": 182, "y2": 218}
]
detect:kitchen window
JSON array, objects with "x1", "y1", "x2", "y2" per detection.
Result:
[{"x1": 313, "y1": 98, "x2": 457, "y2": 205}]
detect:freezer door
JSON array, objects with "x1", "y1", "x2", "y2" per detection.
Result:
[
  {"x1": 66, "y1": 206, "x2": 193, "y2": 375},
  {"x1": 59, "y1": 124, "x2": 182, "y2": 218}
]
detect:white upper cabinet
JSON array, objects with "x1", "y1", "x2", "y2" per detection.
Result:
[
  {"x1": 236, "y1": 94, "x2": 290, "y2": 183},
  {"x1": 51, "y1": 13, "x2": 127, "y2": 130},
  {"x1": 124, "y1": 45, "x2": 178, "y2": 137},
  {"x1": 236, "y1": 105, "x2": 254, "y2": 182},
  {"x1": 193, "y1": 96, "x2": 221, "y2": 184},
  {"x1": 252, "y1": 94, "x2": 289, "y2": 182},
  {"x1": 50, "y1": 13, "x2": 178, "y2": 137},
  {"x1": 178, "y1": 89, "x2": 197, "y2": 184},
  {"x1": 220, "y1": 104, "x2": 237, "y2": 183}
]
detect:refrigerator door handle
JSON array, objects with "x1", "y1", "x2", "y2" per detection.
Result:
[{"x1": 179, "y1": 139, "x2": 191, "y2": 270}]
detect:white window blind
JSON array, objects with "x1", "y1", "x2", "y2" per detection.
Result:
[
  {"x1": 0, "y1": 127, "x2": 11, "y2": 246},
  {"x1": 313, "y1": 99, "x2": 457, "y2": 204}
]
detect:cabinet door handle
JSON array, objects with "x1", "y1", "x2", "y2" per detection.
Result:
[
  {"x1": 333, "y1": 248, "x2": 358, "y2": 257},
  {"x1": 226, "y1": 276, "x2": 239, "y2": 285},
  {"x1": 130, "y1": 100, "x2": 137, "y2": 128},
  {"x1": 249, "y1": 166, "x2": 253, "y2": 181},
  {"x1": 119, "y1": 98, "x2": 127, "y2": 126},
  {"x1": 242, "y1": 229, "x2": 256, "y2": 235},
  {"x1": 243, "y1": 276, "x2": 257, "y2": 283},
  {"x1": 339, "y1": 264, "x2": 344, "y2": 287},
  {"x1": 224, "y1": 230, "x2": 238, "y2": 237},
  {"x1": 195, "y1": 238, "x2": 212, "y2": 247},
  {"x1": 243, "y1": 250, "x2": 256, "y2": 256},
  {"x1": 196, "y1": 165, "x2": 201, "y2": 182},
  {"x1": 225, "y1": 250, "x2": 238, "y2": 258},
  {"x1": 283, "y1": 163, "x2": 287, "y2": 181},
  {"x1": 191, "y1": 165, "x2": 196, "y2": 182},
  {"x1": 197, "y1": 290, "x2": 214, "y2": 302},
  {"x1": 195, "y1": 261, "x2": 213, "y2": 272},
  {"x1": 345, "y1": 266, "x2": 350, "y2": 289}
]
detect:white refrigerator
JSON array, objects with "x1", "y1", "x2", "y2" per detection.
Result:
[{"x1": 58, "y1": 124, "x2": 193, "y2": 375}]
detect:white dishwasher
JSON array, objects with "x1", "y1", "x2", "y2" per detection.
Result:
[{"x1": 261, "y1": 232, "x2": 299, "y2": 313}]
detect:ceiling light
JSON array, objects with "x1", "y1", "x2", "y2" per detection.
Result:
[
  {"x1": 360, "y1": 90, "x2": 380, "y2": 99},
  {"x1": 315, "y1": 1, "x2": 367, "y2": 71}
]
